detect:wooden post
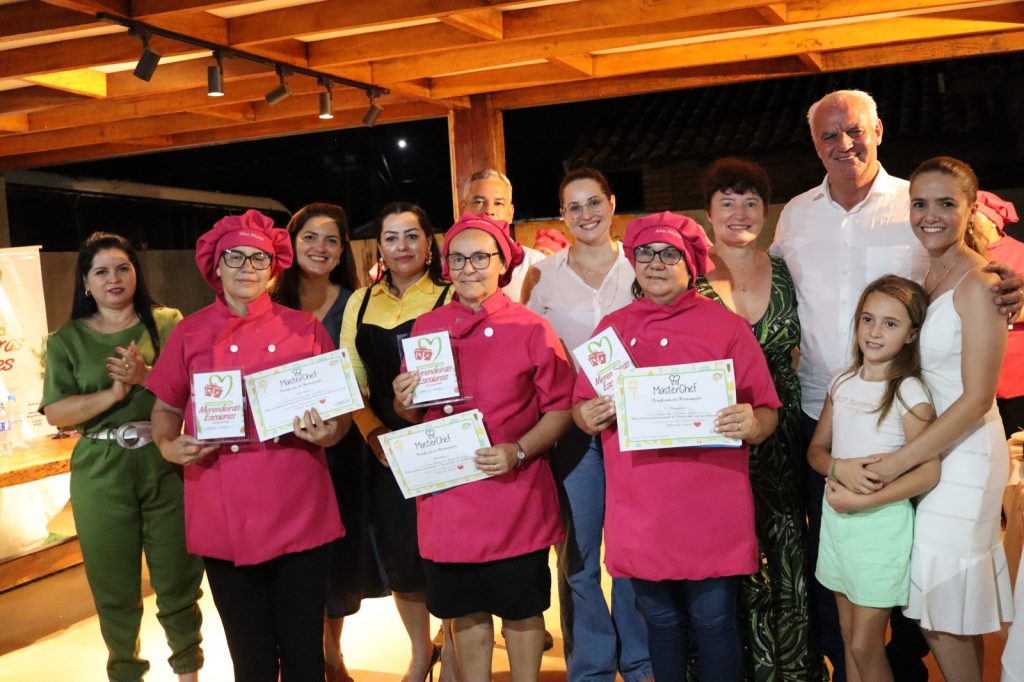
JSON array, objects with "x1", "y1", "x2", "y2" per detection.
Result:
[{"x1": 447, "y1": 93, "x2": 506, "y2": 218}]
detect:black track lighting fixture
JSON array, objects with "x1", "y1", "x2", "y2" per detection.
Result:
[
  {"x1": 207, "y1": 51, "x2": 224, "y2": 97},
  {"x1": 362, "y1": 92, "x2": 383, "y2": 127},
  {"x1": 319, "y1": 79, "x2": 334, "y2": 120},
  {"x1": 132, "y1": 31, "x2": 161, "y2": 82},
  {"x1": 264, "y1": 65, "x2": 292, "y2": 106},
  {"x1": 98, "y1": 14, "x2": 387, "y2": 119}
]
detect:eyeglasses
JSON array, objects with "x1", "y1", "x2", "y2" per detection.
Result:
[
  {"x1": 633, "y1": 245, "x2": 683, "y2": 265},
  {"x1": 562, "y1": 196, "x2": 607, "y2": 220},
  {"x1": 220, "y1": 249, "x2": 273, "y2": 270},
  {"x1": 446, "y1": 251, "x2": 500, "y2": 271}
]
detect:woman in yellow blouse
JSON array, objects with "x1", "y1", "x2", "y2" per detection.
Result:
[{"x1": 340, "y1": 202, "x2": 453, "y2": 682}]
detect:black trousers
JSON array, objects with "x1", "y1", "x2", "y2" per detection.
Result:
[{"x1": 204, "y1": 543, "x2": 330, "y2": 682}]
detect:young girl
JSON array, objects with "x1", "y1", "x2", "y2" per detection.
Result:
[
  {"x1": 807, "y1": 275, "x2": 938, "y2": 682},
  {"x1": 572, "y1": 211, "x2": 781, "y2": 682}
]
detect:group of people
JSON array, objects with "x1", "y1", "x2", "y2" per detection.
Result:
[{"x1": 40, "y1": 87, "x2": 1024, "y2": 682}]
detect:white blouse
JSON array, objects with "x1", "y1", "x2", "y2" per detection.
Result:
[{"x1": 524, "y1": 242, "x2": 636, "y2": 358}]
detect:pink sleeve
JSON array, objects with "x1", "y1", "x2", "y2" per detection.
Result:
[
  {"x1": 528, "y1": 318, "x2": 574, "y2": 412},
  {"x1": 146, "y1": 322, "x2": 190, "y2": 409},
  {"x1": 729, "y1": 320, "x2": 781, "y2": 409}
]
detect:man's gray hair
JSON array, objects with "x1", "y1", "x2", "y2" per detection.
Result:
[
  {"x1": 462, "y1": 168, "x2": 513, "y2": 202},
  {"x1": 806, "y1": 89, "x2": 879, "y2": 131}
]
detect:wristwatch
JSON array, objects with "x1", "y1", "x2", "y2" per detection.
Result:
[{"x1": 514, "y1": 441, "x2": 527, "y2": 469}]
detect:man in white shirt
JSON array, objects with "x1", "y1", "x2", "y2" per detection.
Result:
[
  {"x1": 773, "y1": 89, "x2": 1022, "y2": 682},
  {"x1": 459, "y1": 168, "x2": 548, "y2": 303}
]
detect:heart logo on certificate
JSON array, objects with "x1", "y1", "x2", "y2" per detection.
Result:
[
  {"x1": 586, "y1": 337, "x2": 613, "y2": 367},
  {"x1": 694, "y1": 421, "x2": 702, "y2": 427},
  {"x1": 415, "y1": 337, "x2": 442, "y2": 361},
  {"x1": 204, "y1": 373, "x2": 234, "y2": 399}
]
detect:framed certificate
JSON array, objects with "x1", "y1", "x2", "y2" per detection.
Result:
[
  {"x1": 379, "y1": 409, "x2": 492, "y2": 499},
  {"x1": 191, "y1": 369, "x2": 247, "y2": 442},
  {"x1": 615, "y1": 359, "x2": 741, "y2": 451},
  {"x1": 401, "y1": 330, "x2": 461, "y2": 405},
  {"x1": 572, "y1": 326, "x2": 635, "y2": 397},
  {"x1": 245, "y1": 349, "x2": 364, "y2": 442}
]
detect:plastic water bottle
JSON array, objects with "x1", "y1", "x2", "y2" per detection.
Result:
[
  {"x1": 0, "y1": 401, "x2": 12, "y2": 456},
  {"x1": 7, "y1": 395, "x2": 23, "y2": 449}
]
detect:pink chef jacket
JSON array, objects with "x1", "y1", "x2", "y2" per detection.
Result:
[
  {"x1": 573, "y1": 289, "x2": 781, "y2": 582},
  {"x1": 148, "y1": 293, "x2": 343, "y2": 566},
  {"x1": 410, "y1": 292, "x2": 573, "y2": 563},
  {"x1": 988, "y1": 236, "x2": 1024, "y2": 400}
]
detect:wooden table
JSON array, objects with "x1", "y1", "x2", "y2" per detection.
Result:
[
  {"x1": 0, "y1": 434, "x2": 80, "y2": 592},
  {"x1": 0, "y1": 434, "x2": 77, "y2": 488}
]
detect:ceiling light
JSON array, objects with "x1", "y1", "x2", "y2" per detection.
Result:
[
  {"x1": 132, "y1": 32, "x2": 160, "y2": 82},
  {"x1": 319, "y1": 80, "x2": 333, "y2": 119},
  {"x1": 265, "y1": 66, "x2": 291, "y2": 106},
  {"x1": 207, "y1": 52, "x2": 224, "y2": 97},
  {"x1": 362, "y1": 94, "x2": 382, "y2": 127}
]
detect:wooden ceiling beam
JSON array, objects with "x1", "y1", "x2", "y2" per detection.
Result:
[
  {"x1": 309, "y1": 24, "x2": 485, "y2": 68},
  {"x1": 0, "y1": 32, "x2": 203, "y2": 80},
  {"x1": 589, "y1": 6, "x2": 1024, "y2": 78},
  {"x1": 490, "y1": 57, "x2": 809, "y2": 110},
  {"x1": 0, "y1": 111, "x2": 249, "y2": 156},
  {"x1": 440, "y1": 9, "x2": 504, "y2": 40},
  {"x1": 0, "y1": 114, "x2": 30, "y2": 132},
  {"x1": 428, "y1": 63, "x2": 579, "y2": 98},
  {"x1": 500, "y1": 0, "x2": 774, "y2": 40},
  {"x1": 797, "y1": 51, "x2": 824, "y2": 72},
  {"x1": 370, "y1": 11, "x2": 767, "y2": 84},
  {"x1": 37, "y1": 0, "x2": 128, "y2": 15},
  {"x1": 548, "y1": 55, "x2": 594, "y2": 77},
  {"x1": 0, "y1": 86, "x2": 90, "y2": 115},
  {"x1": 786, "y1": 0, "x2": 1016, "y2": 23},
  {"x1": 133, "y1": 0, "x2": 261, "y2": 19},
  {"x1": 228, "y1": 0, "x2": 526, "y2": 45},
  {"x1": 105, "y1": 56, "x2": 268, "y2": 96},
  {"x1": 757, "y1": 3, "x2": 788, "y2": 24},
  {"x1": 0, "y1": 1, "x2": 100, "y2": 42},
  {"x1": 824, "y1": 26, "x2": 1024, "y2": 70}
]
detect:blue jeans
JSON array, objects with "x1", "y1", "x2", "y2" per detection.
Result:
[
  {"x1": 631, "y1": 576, "x2": 741, "y2": 682},
  {"x1": 552, "y1": 428, "x2": 651, "y2": 682}
]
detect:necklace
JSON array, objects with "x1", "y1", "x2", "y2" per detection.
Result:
[
  {"x1": 924, "y1": 250, "x2": 965, "y2": 296},
  {"x1": 90, "y1": 312, "x2": 139, "y2": 334},
  {"x1": 568, "y1": 248, "x2": 611, "y2": 282}
]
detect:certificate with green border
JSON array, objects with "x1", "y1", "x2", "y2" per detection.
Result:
[
  {"x1": 245, "y1": 349, "x2": 364, "y2": 442},
  {"x1": 615, "y1": 359, "x2": 741, "y2": 451},
  {"x1": 379, "y1": 409, "x2": 491, "y2": 499}
]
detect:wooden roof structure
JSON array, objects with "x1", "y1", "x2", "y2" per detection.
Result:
[{"x1": 1, "y1": 0, "x2": 1024, "y2": 182}]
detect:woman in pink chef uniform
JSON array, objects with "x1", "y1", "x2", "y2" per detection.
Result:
[
  {"x1": 148, "y1": 210, "x2": 348, "y2": 682},
  {"x1": 571, "y1": 212, "x2": 781, "y2": 682},
  {"x1": 392, "y1": 212, "x2": 575, "y2": 682}
]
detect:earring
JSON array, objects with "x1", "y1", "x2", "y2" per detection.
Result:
[
  {"x1": 85, "y1": 289, "x2": 92, "y2": 298},
  {"x1": 425, "y1": 255, "x2": 432, "y2": 265}
]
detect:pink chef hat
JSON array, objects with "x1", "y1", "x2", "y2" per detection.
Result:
[
  {"x1": 195, "y1": 209, "x2": 293, "y2": 292},
  {"x1": 443, "y1": 212, "x2": 525, "y2": 288},
  {"x1": 533, "y1": 228, "x2": 570, "y2": 253},
  {"x1": 975, "y1": 190, "x2": 1019, "y2": 235},
  {"x1": 622, "y1": 211, "x2": 714, "y2": 278}
]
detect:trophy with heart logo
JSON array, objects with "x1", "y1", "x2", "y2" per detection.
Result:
[
  {"x1": 191, "y1": 368, "x2": 248, "y2": 442},
  {"x1": 401, "y1": 330, "x2": 464, "y2": 407},
  {"x1": 572, "y1": 326, "x2": 635, "y2": 398}
]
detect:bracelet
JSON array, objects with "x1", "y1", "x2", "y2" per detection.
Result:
[{"x1": 828, "y1": 459, "x2": 837, "y2": 480}]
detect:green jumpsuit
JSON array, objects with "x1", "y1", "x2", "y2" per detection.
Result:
[{"x1": 41, "y1": 307, "x2": 203, "y2": 682}]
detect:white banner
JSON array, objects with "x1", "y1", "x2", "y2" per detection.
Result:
[{"x1": 0, "y1": 245, "x2": 54, "y2": 439}]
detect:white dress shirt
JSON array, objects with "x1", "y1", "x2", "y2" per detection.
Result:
[
  {"x1": 524, "y1": 242, "x2": 635, "y2": 359},
  {"x1": 771, "y1": 165, "x2": 929, "y2": 419},
  {"x1": 503, "y1": 244, "x2": 548, "y2": 303}
]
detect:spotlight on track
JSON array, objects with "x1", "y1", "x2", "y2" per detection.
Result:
[
  {"x1": 132, "y1": 32, "x2": 161, "y2": 82},
  {"x1": 207, "y1": 52, "x2": 224, "y2": 97},
  {"x1": 319, "y1": 80, "x2": 334, "y2": 120},
  {"x1": 362, "y1": 92, "x2": 382, "y2": 127},
  {"x1": 264, "y1": 66, "x2": 291, "y2": 106}
]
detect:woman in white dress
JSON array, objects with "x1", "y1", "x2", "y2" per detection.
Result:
[{"x1": 849, "y1": 156, "x2": 1011, "y2": 681}]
